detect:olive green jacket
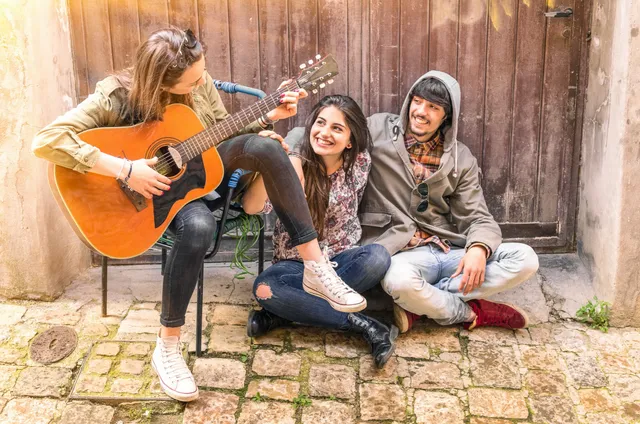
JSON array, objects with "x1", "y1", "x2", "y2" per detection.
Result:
[{"x1": 32, "y1": 73, "x2": 263, "y2": 173}]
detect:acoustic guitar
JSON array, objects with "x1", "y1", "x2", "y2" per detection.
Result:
[{"x1": 49, "y1": 55, "x2": 338, "y2": 259}]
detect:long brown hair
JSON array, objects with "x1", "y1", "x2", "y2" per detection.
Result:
[
  {"x1": 115, "y1": 27, "x2": 204, "y2": 123},
  {"x1": 299, "y1": 95, "x2": 371, "y2": 239}
]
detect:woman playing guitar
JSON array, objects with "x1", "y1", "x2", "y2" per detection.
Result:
[{"x1": 32, "y1": 27, "x2": 365, "y2": 402}]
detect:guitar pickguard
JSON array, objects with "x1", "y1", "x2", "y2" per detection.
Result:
[{"x1": 152, "y1": 154, "x2": 207, "y2": 227}]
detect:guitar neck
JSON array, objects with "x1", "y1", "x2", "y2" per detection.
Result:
[{"x1": 176, "y1": 80, "x2": 299, "y2": 162}]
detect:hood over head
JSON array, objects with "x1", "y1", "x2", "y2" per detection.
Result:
[{"x1": 395, "y1": 70, "x2": 462, "y2": 177}]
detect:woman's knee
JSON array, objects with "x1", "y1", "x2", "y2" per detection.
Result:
[
  {"x1": 246, "y1": 135, "x2": 287, "y2": 159},
  {"x1": 177, "y1": 213, "x2": 216, "y2": 252},
  {"x1": 363, "y1": 244, "x2": 392, "y2": 278}
]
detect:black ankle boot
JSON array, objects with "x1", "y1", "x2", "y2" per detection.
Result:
[
  {"x1": 247, "y1": 309, "x2": 291, "y2": 338},
  {"x1": 347, "y1": 313, "x2": 399, "y2": 368}
]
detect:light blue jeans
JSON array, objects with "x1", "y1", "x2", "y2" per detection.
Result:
[{"x1": 381, "y1": 243, "x2": 539, "y2": 325}]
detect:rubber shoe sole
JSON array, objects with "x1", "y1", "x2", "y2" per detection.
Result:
[
  {"x1": 393, "y1": 303, "x2": 411, "y2": 333},
  {"x1": 302, "y1": 281, "x2": 367, "y2": 313},
  {"x1": 151, "y1": 358, "x2": 199, "y2": 402}
]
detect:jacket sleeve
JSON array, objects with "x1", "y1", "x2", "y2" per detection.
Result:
[
  {"x1": 203, "y1": 74, "x2": 265, "y2": 136},
  {"x1": 448, "y1": 158, "x2": 502, "y2": 255},
  {"x1": 31, "y1": 85, "x2": 119, "y2": 173}
]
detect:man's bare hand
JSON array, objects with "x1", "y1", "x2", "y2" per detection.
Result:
[{"x1": 452, "y1": 246, "x2": 487, "y2": 295}]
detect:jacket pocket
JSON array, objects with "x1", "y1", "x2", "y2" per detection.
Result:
[{"x1": 359, "y1": 212, "x2": 392, "y2": 228}]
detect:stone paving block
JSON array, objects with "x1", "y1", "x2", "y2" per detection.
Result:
[
  {"x1": 468, "y1": 342, "x2": 521, "y2": 389},
  {"x1": 514, "y1": 328, "x2": 535, "y2": 345},
  {"x1": 407, "y1": 361, "x2": 463, "y2": 389},
  {"x1": 563, "y1": 352, "x2": 607, "y2": 387},
  {"x1": 325, "y1": 332, "x2": 368, "y2": 358},
  {"x1": 464, "y1": 327, "x2": 518, "y2": 346},
  {"x1": 290, "y1": 327, "x2": 325, "y2": 351},
  {"x1": 75, "y1": 375, "x2": 108, "y2": 393},
  {"x1": 246, "y1": 379, "x2": 300, "y2": 401},
  {"x1": 525, "y1": 371, "x2": 568, "y2": 395},
  {"x1": 578, "y1": 388, "x2": 619, "y2": 413},
  {"x1": 119, "y1": 359, "x2": 145, "y2": 375},
  {"x1": 414, "y1": 390, "x2": 465, "y2": 423},
  {"x1": 584, "y1": 412, "x2": 630, "y2": 424},
  {"x1": 468, "y1": 388, "x2": 528, "y2": 419},
  {"x1": 359, "y1": 356, "x2": 409, "y2": 383},
  {"x1": 237, "y1": 400, "x2": 296, "y2": 424},
  {"x1": 86, "y1": 359, "x2": 112, "y2": 375},
  {"x1": 0, "y1": 365, "x2": 20, "y2": 393},
  {"x1": 621, "y1": 328, "x2": 640, "y2": 348},
  {"x1": 252, "y1": 328, "x2": 286, "y2": 346},
  {"x1": 58, "y1": 401, "x2": 115, "y2": 424},
  {"x1": 553, "y1": 328, "x2": 588, "y2": 353},
  {"x1": 309, "y1": 364, "x2": 356, "y2": 400},
  {"x1": 519, "y1": 345, "x2": 561, "y2": 370},
  {"x1": 0, "y1": 326, "x2": 10, "y2": 344},
  {"x1": 7, "y1": 323, "x2": 38, "y2": 348},
  {"x1": 252, "y1": 349, "x2": 301, "y2": 377},
  {"x1": 530, "y1": 395, "x2": 577, "y2": 423},
  {"x1": 394, "y1": 331, "x2": 431, "y2": 359},
  {"x1": 211, "y1": 304, "x2": 250, "y2": 325},
  {"x1": 94, "y1": 342, "x2": 120, "y2": 356},
  {"x1": 78, "y1": 322, "x2": 109, "y2": 338},
  {"x1": 24, "y1": 305, "x2": 82, "y2": 326},
  {"x1": 586, "y1": 328, "x2": 627, "y2": 354},
  {"x1": 13, "y1": 366, "x2": 72, "y2": 398},
  {"x1": 0, "y1": 345, "x2": 27, "y2": 364},
  {"x1": 125, "y1": 342, "x2": 151, "y2": 357},
  {"x1": 0, "y1": 304, "x2": 27, "y2": 325},
  {"x1": 115, "y1": 309, "x2": 160, "y2": 340},
  {"x1": 302, "y1": 399, "x2": 355, "y2": 424},
  {"x1": 111, "y1": 378, "x2": 143, "y2": 394},
  {"x1": 622, "y1": 402, "x2": 640, "y2": 422},
  {"x1": 528, "y1": 324, "x2": 554, "y2": 345},
  {"x1": 193, "y1": 357, "x2": 246, "y2": 389},
  {"x1": 607, "y1": 374, "x2": 640, "y2": 402},
  {"x1": 470, "y1": 419, "x2": 515, "y2": 424},
  {"x1": 598, "y1": 351, "x2": 637, "y2": 374},
  {"x1": 359, "y1": 383, "x2": 406, "y2": 421},
  {"x1": 0, "y1": 397, "x2": 64, "y2": 424},
  {"x1": 209, "y1": 325, "x2": 250, "y2": 353},
  {"x1": 183, "y1": 391, "x2": 239, "y2": 424}
]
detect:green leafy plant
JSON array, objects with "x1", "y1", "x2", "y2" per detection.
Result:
[
  {"x1": 225, "y1": 213, "x2": 264, "y2": 280},
  {"x1": 576, "y1": 296, "x2": 611, "y2": 332},
  {"x1": 251, "y1": 391, "x2": 264, "y2": 402},
  {"x1": 293, "y1": 394, "x2": 312, "y2": 407},
  {"x1": 240, "y1": 353, "x2": 248, "y2": 363}
]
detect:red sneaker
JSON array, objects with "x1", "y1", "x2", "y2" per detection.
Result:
[
  {"x1": 393, "y1": 303, "x2": 421, "y2": 333},
  {"x1": 463, "y1": 299, "x2": 529, "y2": 330}
]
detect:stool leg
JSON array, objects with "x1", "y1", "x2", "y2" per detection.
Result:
[
  {"x1": 101, "y1": 256, "x2": 108, "y2": 317},
  {"x1": 258, "y1": 222, "x2": 265, "y2": 274},
  {"x1": 196, "y1": 263, "x2": 204, "y2": 357}
]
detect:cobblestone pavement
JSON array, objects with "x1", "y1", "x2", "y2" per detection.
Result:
[{"x1": 0, "y1": 264, "x2": 639, "y2": 424}]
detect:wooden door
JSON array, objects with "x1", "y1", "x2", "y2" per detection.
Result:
[{"x1": 68, "y1": 0, "x2": 589, "y2": 258}]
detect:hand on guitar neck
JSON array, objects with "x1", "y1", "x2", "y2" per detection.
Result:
[{"x1": 92, "y1": 154, "x2": 172, "y2": 199}]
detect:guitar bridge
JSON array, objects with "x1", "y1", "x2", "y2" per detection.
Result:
[{"x1": 118, "y1": 181, "x2": 148, "y2": 212}]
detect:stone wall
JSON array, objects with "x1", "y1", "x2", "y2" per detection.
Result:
[
  {"x1": 578, "y1": 0, "x2": 640, "y2": 325},
  {"x1": 0, "y1": 0, "x2": 91, "y2": 299}
]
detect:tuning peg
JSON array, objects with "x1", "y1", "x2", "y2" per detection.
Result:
[
  {"x1": 319, "y1": 83, "x2": 326, "y2": 89},
  {"x1": 299, "y1": 63, "x2": 306, "y2": 69},
  {"x1": 312, "y1": 89, "x2": 318, "y2": 94},
  {"x1": 315, "y1": 54, "x2": 321, "y2": 60},
  {"x1": 328, "y1": 79, "x2": 334, "y2": 84},
  {"x1": 308, "y1": 59, "x2": 313, "y2": 65}
]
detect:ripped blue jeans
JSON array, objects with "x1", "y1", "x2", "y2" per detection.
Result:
[{"x1": 253, "y1": 244, "x2": 391, "y2": 329}]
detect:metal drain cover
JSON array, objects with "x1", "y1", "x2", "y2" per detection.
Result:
[{"x1": 30, "y1": 326, "x2": 78, "y2": 364}]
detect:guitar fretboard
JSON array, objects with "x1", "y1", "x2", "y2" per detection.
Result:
[{"x1": 174, "y1": 80, "x2": 299, "y2": 162}]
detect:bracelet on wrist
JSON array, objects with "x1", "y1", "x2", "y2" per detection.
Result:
[
  {"x1": 123, "y1": 160, "x2": 133, "y2": 186},
  {"x1": 115, "y1": 159, "x2": 127, "y2": 180},
  {"x1": 261, "y1": 115, "x2": 279, "y2": 126}
]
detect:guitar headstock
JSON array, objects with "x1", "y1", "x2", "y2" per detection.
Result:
[{"x1": 296, "y1": 54, "x2": 339, "y2": 94}]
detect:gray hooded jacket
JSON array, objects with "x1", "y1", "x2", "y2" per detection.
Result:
[{"x1": 358, "y1": 71, "x2": 502, "y2": 256}]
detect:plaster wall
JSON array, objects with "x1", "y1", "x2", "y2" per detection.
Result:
[
  {"x1": 578, "y1": 0, "x2": 640, "y2": 325},
  {"x1": 0, "y1": 0, "x2": 91, "y2": 299}
]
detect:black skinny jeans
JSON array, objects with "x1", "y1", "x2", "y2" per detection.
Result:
[{"x1": 160, "y1": 133, "x2": 317, "y2": 327}]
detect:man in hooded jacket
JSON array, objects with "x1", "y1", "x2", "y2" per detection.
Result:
[{"x1": 359, "y1": 71, "x2": 539, "y2": 332}]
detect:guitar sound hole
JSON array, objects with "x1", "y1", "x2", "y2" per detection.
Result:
[{"x1": 154, "y1": 146, "x2": 182, "y2": 178}]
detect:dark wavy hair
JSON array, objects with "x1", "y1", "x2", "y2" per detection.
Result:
[{"x1": 298, "y1": 95, "x2": 371, "y2": 239}]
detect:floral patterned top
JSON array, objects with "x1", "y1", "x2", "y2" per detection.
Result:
[{"x1": 262, "y1": 151, "x2": 371, "y2": 262}]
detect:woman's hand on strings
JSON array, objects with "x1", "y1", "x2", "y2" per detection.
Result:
[
  {"x1": 266, "y1": 79, "x2": 308, "y2": 121},
  {"x1": 258, "y1": 130, "x2": 289, "y2": 153},
  {"x1": 126, "y1": 157, "x2": 172, "y2": 199}
]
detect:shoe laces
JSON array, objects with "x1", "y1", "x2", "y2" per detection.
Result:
[
  {"x1": 311, "y1": 249, "x2": 357, "y2": 298},
  {"x1": 159, "y1": 339, "x2": 192, "y2": 383}
]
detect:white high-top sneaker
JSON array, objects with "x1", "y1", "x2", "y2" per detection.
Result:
[
  {"x1": 151, "y1": 334, "x2": 199, "y2": 402},
  {"x1": 302, "y1": 250, "x2": 367, "y2": 313}
]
